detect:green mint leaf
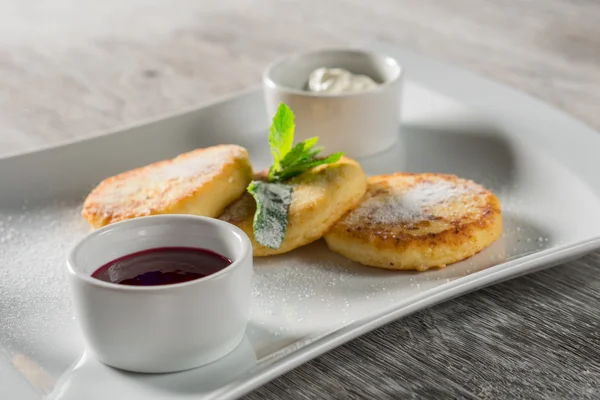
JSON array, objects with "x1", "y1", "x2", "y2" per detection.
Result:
[
  {"x1": 274, "y1": 152, "x2": 344, "y2": 182},
  {"x1": 279, "y1": 137, "x2": 320, "y2": 170},
  {"x1": 247, "y1": 180, "x2": 293, "y2": 250},
  {"x1": 268, "y1": 103, "x2": 295, "y2": 174},
  {"x1": 250, "y1": 103, "x2": 345, "y2": 250}
]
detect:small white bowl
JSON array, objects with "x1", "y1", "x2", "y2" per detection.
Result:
[
  {"x1": 67, "y1": 215, "x2": 253, "y2": 373},
  {"x1": 263, "y1": 48, "x2": 403, "y2": 159}
]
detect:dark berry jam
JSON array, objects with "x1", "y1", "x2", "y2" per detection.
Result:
[{"x1": 91, "y1": 247, "x2": 231, "y2": 286}]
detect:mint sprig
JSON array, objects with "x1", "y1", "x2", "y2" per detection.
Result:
[
  {"x1": 248, "y1": 103, "x2": 343, "y2": 250},
  {"x1": 267, "y1": 102, "x2": 294, "y2": 173}
]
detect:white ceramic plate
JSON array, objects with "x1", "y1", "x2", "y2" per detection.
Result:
[{"x1": 2, "y1": 41, "x2": 600, "y2": 400}]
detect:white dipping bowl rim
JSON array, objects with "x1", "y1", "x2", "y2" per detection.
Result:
[
  {"x1": 262, "y1": 47, "x2": 403, "y2": 97},
  {"x1": 67, "y1": 214, "x2": 252, "y2": 291}
]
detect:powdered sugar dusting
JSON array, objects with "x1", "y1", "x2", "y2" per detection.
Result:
[
  {"x1": 0, "y1": 201, "x2": 90, "y2": 376},
  {"x1": 90, "y1": 145, "x2": 243, "y2": 207},
  {"x1": 349, "y1": 179, "x2": 477, "y2": 225},
  {"x1": 0, "y1": 194, "x2": 537, "y2": 384},
  {"x1": 152, "y1": 146, "x2": 241, "y2": 182}
]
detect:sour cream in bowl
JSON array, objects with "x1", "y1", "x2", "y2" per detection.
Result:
[
  {"x1": 263, "y1": 48, "x2": 403, "y2": 159},
  {"x1": 306, "y1": 67, "x2": 379, "y2": 94}
]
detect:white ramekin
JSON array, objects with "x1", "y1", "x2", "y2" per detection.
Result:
[
  {"x1": 67, "y1": 215, "x2": 253, "y2": 373},
  {"x1": 263, "y1": 48, "x2": 403, "y2": 159}
]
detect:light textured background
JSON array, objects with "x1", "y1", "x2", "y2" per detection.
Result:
[{"x1": 2, "y1": 0, "x2": 600, "y2": 398}]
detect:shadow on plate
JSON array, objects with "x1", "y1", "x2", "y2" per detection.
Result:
[
  {"x1": 359, "y1": 122, "x2": 518, "y2": 193},
  {"x1": 501, "y1": 212, "x2": 554, "y2": 260},
  {"x1": 245, "y1": 322, "x2": 308, "y2": 361},
  {"x1": 257, "y1": 211, "x2": 552, "y2": 289},
  {"x1": 47, "y1": 336, "x2": 258, "y2": 399},
  {"x1": 423, "y1": 212, "x2": 554, "y2": 280}
]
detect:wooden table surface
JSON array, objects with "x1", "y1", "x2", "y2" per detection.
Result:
[{"x1": 3, "y1": 0, "x2": 600, "y2": 398}]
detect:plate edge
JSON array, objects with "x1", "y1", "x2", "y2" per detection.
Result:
[{"x1": 208, "y1": 236, "x2": 600, "y2": 400}]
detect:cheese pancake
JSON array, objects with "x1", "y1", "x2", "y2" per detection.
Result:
[
  {"x1": 82, "y1": 145, "x2": 252, "y2": 228},
  {"x1": 324, "y1": 173, "x2": 502, "y2": 271},
  {"x1": 219, "y1": 157, "x2": 367, "y2": 256}
]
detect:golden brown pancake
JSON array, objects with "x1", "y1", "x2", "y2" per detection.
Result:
[
  {"x1": 82, "y1": 145, "x2": 252, "y2": 228},
  {"x1": 324, "y1": 173, "x2": 502, "y2": 271},
  {"x1": 219, "y1": 156, "x2": 367, "y2": 256}
]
